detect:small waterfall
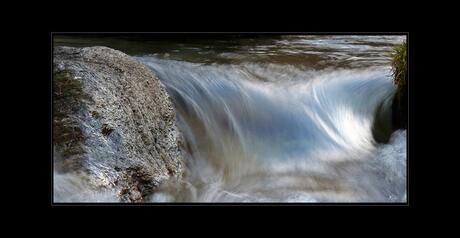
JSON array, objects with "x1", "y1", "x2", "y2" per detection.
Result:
[{"x1": 139, "y1": 56, "x2": 406, "y2": 202}]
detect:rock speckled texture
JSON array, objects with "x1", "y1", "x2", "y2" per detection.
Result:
[{"x1": 53, "y1": 46, "x2": 184, "y2": 202}]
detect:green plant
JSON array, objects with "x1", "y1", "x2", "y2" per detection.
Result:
[
  {"x1": 390, "y1": 41, "x2": 407, "y2": 89},
  {"x1": 389, "y1": 41, "x2": 408, "y2": 130}
]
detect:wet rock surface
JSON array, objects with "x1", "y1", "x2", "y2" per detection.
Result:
[{"x1": 53, "y1": 46, "x2": 184, "y2": 202}]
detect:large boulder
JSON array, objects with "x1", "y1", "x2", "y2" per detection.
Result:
[{"x1": 53, "y1": 46, "x2": 184, "y2": 202}]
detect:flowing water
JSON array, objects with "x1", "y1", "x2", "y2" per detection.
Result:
[{"x1": 54, "y1": 35, "x2": 407, "y2": 202}]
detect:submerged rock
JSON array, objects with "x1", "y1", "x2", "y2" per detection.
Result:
[
  {"x1": 392, "y1": 83, "x2": 407, "y2": 130},
  {"x1": 53, "y1": 46, "x2": 184, "y2": 202}
]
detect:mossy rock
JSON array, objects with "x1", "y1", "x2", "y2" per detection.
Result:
[{"x1": 53, "y1": 68, "x2": 89, "y2": 170}]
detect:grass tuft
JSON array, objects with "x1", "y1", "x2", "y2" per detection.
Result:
[
  {"x1": 389, "y1": 40, "x2": 408, "y2": 130},
  {"x1": 390, "y1": 41, "x2": 407, "y2": 89}
]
